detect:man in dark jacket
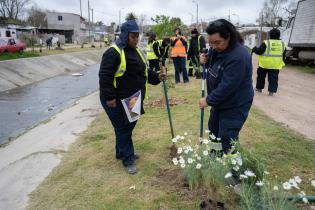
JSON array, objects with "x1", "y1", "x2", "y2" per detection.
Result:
[
  {"x1": 252, "y1": 28, "x2": 285, "y2": 96},
  {"x1": 187, "y1": 28, "x2": 206, "y2": 78},
  {"x1": 99, "y1": 20, "x2": 166, "y2": 174}
]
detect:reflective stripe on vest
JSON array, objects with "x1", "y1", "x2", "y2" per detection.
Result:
[
  {"x1": 197, "y1": 35, "x2": 201, "y2": 52},
  {"x1": 171, "y1": 36, "x2": 187, "y2": 57},
  {"x1": 258, "y1": 39, "x2": 285, "y2": 69},
  {"x1": 111, "y1": 44, "x2": 149, "y2": 99},
  {"x1": 146, "y1": 41, "x2": 158, "y2": 60}
]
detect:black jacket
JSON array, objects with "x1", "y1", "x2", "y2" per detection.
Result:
[
  {"x1": 188, "y1": 35, "x2": 206, "y2": 58},
  {"x1": 206, "y1": 43, "x2": 254, "y2": 109},
  {"x1": 99, "y1": 46, "x2": 160, "y2": 103}
]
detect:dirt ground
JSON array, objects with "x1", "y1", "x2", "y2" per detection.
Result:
[{"x1": 252, "y1": 55, "x2": 315, "y2": 141}]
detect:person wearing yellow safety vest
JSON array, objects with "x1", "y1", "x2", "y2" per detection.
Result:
[
  {"x1": 187, "y1": 28, "x2": 206, "y2": 79},
  {"x1": 99, "y1": 20, "x2": 166, "y2": 175},
  {"x1": 252, "y1": 28, "x2": 286, "y2": 96},
  {"x1": 171, "y1": 27, "x2": 189, "y2": 83},
  {"x1": 157, "y1": 38, "x2": 171, "y2": 66},
  {"x1": 146, "y1": 33, "x2": 161, "y2": 72}
]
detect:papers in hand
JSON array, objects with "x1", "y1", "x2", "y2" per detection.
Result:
[{"x1": 121, "y1": 90, "x2": 142, "y2": 123}]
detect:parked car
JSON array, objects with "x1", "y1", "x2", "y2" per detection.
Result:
[{"x1": 0, "y1": 38, "x2": 26, "y2": 54}]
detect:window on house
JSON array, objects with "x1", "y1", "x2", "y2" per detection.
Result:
[
  {"x1": 6, "y1": 30, "x2": 11, "y2": 37},
  {"x1": 58, "y1": 16, "x2": 63, "y2": 21}
]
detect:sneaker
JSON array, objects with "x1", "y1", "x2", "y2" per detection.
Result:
[
  {"x1": 268, "y1": 92, "x2": 274, "y2": 96},
  {"x1": 124, "y1": 164, "x2": 137, "y2": 175},
  {"x1": 255, "y1": 88, "x2": 262, "y2": 93}
]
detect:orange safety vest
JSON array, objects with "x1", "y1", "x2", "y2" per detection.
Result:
[{"x1": 171, "y1": 36, "x2": 187, "y2": 58}]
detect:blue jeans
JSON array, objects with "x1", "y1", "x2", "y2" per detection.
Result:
[
  {"x1": 100, "y1": 96, "x2": 137, "y2": 166},
  {"x1": 208, "y1": 101, "x2": 252, "y2": 153},
  {"x1": 173, "y1": 57, "x2": 189, "y2": 83}
]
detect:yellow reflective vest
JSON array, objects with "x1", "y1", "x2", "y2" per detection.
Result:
[
  {"x1": 146, "y1": 41, "x2": 158, "y2": 60},
  {"x1": 111, "y1": 44, "x2": 149, "y2": 99},
  {"x1": 258, "y1": 39, "x2": 285, "y2": 70}
]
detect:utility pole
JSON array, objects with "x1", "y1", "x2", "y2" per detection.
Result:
[
  {"x1": 228, "y1": 9, "x2": 231, "y2": 22},
  {"x1": 92, "y1": 8, "x2": 94, "y2": 43},
  {"x1": 88, "y1": 0, "x2": 90, "y2": 43},
  {"x1": 259, "y1": 12, "x2": 263, "y2": 45},
  {"x1": 79, "y1": 0, "x2": 82, "y2": 17},
  {"x1": 192, "y1": 1, "x2": 198, "y2": 30}
]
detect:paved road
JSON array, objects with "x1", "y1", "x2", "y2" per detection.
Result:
[
  {"x1": 252, "y1": 55, "x2": 315, "y2": 140},
  {"x1": 0, "y1": 64, "x2": 100, "y2": 145}
]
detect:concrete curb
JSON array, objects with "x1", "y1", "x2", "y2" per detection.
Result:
[{"x1": 0, "y1": 49, "x2": 105, "y2": 93}]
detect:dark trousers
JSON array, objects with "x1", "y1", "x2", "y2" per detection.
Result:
[
  {"x1": 173, "y1": 57, "x2": 189, "y2": 83},
  {"x1": 149, "y1": 59, "x2": 160, "y2": 72},
  {"x1": 208, "y1": 101, "x2": 252, "y2": 153},
  {"x1": 256, "y1": 67, "x2": 280, "y2": 93},
  {"x1": 100, "y1": 96, "x2": 137, "y2": 166}
]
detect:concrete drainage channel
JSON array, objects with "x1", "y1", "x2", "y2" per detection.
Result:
[{"x1": 0, "y1": 49, "x2": 105, "y2": 93}]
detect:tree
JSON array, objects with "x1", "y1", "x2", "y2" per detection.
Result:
[
  {"x1": 95, "y1": 21, "x2": 104, "y2": 26},
  {"x1": 0, "y1": 0, "x2": 31, "y2": 19},
  {"x1": 27, "y1": 6, "x2": 47, "y2": 28},
  {"x1": 151, "y1": 15, "x2": 188, "y2": 38},
  {"x1": 257, "y1": 0, "x2": 298, "y2": 26},
  {"x1": 125, "y1": 12, "x2": 137, "y2": 21}
]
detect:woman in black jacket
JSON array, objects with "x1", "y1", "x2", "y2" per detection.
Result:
[{"x1": 99, "y1": 20, "x2": 166, "y2": 174}]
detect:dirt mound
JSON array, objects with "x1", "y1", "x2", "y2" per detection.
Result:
[{"x1": 144, "y1": 97, "x2": 189, "y2": 108}]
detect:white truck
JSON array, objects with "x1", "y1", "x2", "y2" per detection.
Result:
[{"x1": 281, "y1": 0, "x2": 315, "y2": 62}]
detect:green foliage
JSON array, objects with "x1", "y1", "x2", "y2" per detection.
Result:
[
  {"x1": 125, "y1": 12, "x2": 137, "y2": 21},
  {"x1": 0, "y1": 51, "x2": 39, "y2": 61},
  {"x1": 150, "y1": 15, "x2": 188, "y2": 38}
]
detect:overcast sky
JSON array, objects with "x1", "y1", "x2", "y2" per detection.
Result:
[{"x1": 30, "y1": 0, "x2": 265, "y2": 25}]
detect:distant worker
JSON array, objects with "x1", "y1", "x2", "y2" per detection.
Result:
[
  {"x1": 187, "y1": 28, "x2": 206, "y2": 79},
  {"x1": 146, "y1": 33, "x2": 161, "y2": 72},
  {"x1": 104, "y1": 36, "x2": 109, "y2": 46},
  {"x1": 252, "y1": 28, "x2": 286, "y2": 96},
  {"x1": 157, "y1": 38, "x2": 171, "y2": 66},
  {"x1": 171, "y1": 27, "x2": 189, "y2": 84}
]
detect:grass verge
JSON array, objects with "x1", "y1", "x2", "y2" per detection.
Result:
[{"x1": 27, "y1": 64, "x2": 315, "y2": 210}]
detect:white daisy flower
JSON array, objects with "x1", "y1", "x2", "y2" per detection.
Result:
[
  {"x1": 224, "y1": 172, "x2": 232, "y2": 179},
  {"x1": 273, "y1": 186, "x2": 279, "y2": 191},
  {"x1": 240, "y1": 174, "x2": 248, "y2": 179},
  {"x1": 203, "y1": 150, "x2": 209, "y2": 156},
  {"x1": 244, "y1": 170, "x2": 256, "y2": 177},
  {"x1": 179, "y1": 157, "x2": 185, "y2": 164},
  {"x1": 202, "y1": 139, "x2": 209, "y2": 144},
  {"x1": 177, "y1": 147, "x2": 183, "y2": 154},
  {"x1": 216, "y1": 138, "x2": 221, "y2": 141},
  {"x1": 184, "y1": 149, "x2": 189, "y2": 154},
  {"x1": 180, "y1": 136, "x2": 185, "y2": 140},
  {"x1": 180, "y1": 163, "x2": 186, "y2": 168},
  {"x1": 231, "y1": 159, "x2": 237, "y2": 165},
  {"x1": 289, "y1": 179, "x2": 300, "y2": 189},
  {"x1": 210, "y1": 134, "x2": 216, "y2": 140},
  {"x1": 172, "y1": 138, "x2": 177, "y2": 143},
  {"x1": 256, "y1": 181, "x2": 264, "y2": 187},
  {"x1": 205, "y1": 130, "x2": 211, "y2": 133},
  {"x1": 187, "y1": 158, "x2": 193, "y2": 164},
  {"x1": 172, "y1": 158, "x2": 178, "y2": 165},
  {"x1": 196, "y1": 163, "x2": 202, "y2": 169},
  {"x1": 184, "y1": 132, "x2": 188, "y2": 136},
  {"x1": 283, "y1": 182, "x2": 292, "y2": 190},
  {"x1": 311, "y1": 180, "x2": 315, "y2": 187},
  {"x1": 294, "y1": 176, "x2": 302, "y2": 184},
  {"x1": 233, "y1": 165, "x2": 240, "y2": 171},
  {"x1": 235, "y1": 157, "x2": 243, "y2": 166}
]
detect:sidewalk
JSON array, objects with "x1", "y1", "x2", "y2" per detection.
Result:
[{"x1": 0, "y1": 91, "x2": 102, "y2": 210}]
